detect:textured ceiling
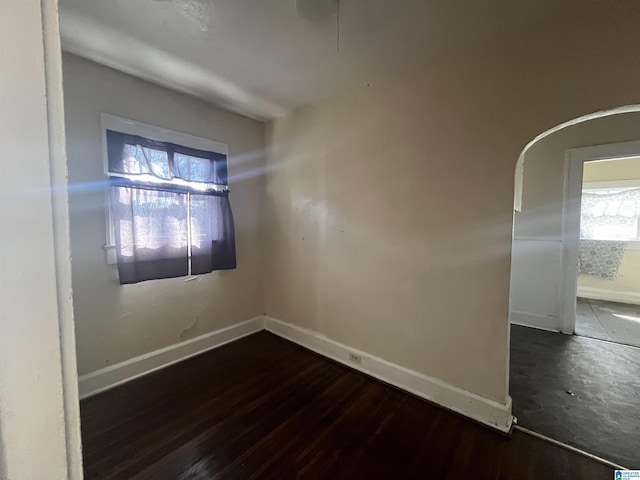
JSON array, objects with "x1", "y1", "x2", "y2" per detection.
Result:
[{"x1": 59, "y1": 0, "x2": 554, "y2": 120}]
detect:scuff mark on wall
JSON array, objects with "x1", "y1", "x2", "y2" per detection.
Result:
[{"x1": 180, "y1": 315, "x2": 199, "y2": 338}]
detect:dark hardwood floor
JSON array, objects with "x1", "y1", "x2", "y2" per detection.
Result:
[{"x1": 81, "y1": 331, "x2": 614, "y2": 479}]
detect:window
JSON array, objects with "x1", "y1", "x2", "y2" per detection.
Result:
[
  {"x1": 580, "y1": 186, "x2": 640, "y2": 241},
  {"x1": 103, "y1": 115, "x2": 236, "y2": 284}
]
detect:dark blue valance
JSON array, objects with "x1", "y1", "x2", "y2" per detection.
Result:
[{"x1": 106, "y1": 129, "x2": 228, "y2": 185}]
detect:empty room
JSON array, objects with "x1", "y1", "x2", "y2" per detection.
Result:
[{"x1": 2, "y1": 1, "x2": 640, "y2": 479}]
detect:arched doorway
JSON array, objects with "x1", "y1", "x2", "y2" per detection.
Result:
[
  {"x1": 508, "y1": 106, "x2": 640, "y2": 469},
  {"x1": 511, "y1": 105, "x2": 640, "y2": 333}
]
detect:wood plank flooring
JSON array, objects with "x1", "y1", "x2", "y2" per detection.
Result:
[{"x1": 80, "y1": 331, "x2": 614, "y2": 479}]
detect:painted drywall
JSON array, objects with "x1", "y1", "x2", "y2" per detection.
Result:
[
  {"x1": 582, "y1": 156, "x2": 640, "y2": 183},
  {"x1": 59, "y1": 0, "x2": 567, "y2": 120},
  {"x1": 0, "y1": 0, "x2": 79, "y2": 478},
  {"x1": 578, "y1": 158, "x2": 640, "y2": 302},
  {"x1": 511, "y1": 113, "x2": 640, "y2": 331},
  {"x1": 264, "y1": 2, "x2": 640, "y2": 404},
  {"x1": 63, "y1": 53, "x2": 266, "y2": 375}
]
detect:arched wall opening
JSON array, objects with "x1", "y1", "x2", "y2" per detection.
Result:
[{"x1": 511, "y1": 105, "x2": 640, "y2": 334}]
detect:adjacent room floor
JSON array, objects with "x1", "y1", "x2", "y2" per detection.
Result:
[
  {"x1": 80, "y1": 331, "x2": 613, "y2": 479},
  {"x1": 576, "y1": 297, "x2": 640, "y2": 348},
  {"x1": 510, "y1": 324, "x2": 640, "y2": 469}
]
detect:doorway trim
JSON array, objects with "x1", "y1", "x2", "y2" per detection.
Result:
[{"x1": 561, "y1": 140, "x2": 640, "y2": 334}]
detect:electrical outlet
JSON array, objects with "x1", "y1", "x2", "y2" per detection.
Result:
[{"x1": 349, "y1": 353, "x2": 362, "y2": 364}]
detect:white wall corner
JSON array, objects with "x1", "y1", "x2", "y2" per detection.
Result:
[
  {"x1": 78, "y1": 316, "x2": 265, "y2": 399},
  {"x1": 263, "y1": 316, "x2": 514, "y2": 433}
]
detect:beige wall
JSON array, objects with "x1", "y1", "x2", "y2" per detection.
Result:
[
  {"x1": 264, "y1": 2, "x2": 640, "y2": 404},
  {"x1": 63, "y1": 53, "x2": 266, "y2": 375},
  {"x1": 579, "y1": 158, "x2": 640, "y2": 301},
  {"x1": 583, "y1": 156, "x2": 640, "y2": 183}
]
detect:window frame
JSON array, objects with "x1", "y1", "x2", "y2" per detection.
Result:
[
  {"x1": 101, "y1": 113, "x2": 229, "y2": 265},
  {"x1": 581, "y1": 178, "x2": 640, "y2": 249}
]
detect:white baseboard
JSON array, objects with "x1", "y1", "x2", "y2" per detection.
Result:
[
  {"x1": 78, "y1": 316, "x2": 265, "y2": 399},
  {"x1": 578, "y1": 286, "x2": 640, "y2": 306},
  {"x1": 79, "y1": 315, "x2": 514, "y2": 434},
  {"x1": 264, "y1": 316, "x2": 513, "y2": 433},
  {"x1": 510, "y1": 311, "x2": 560, "y2": 332}
]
